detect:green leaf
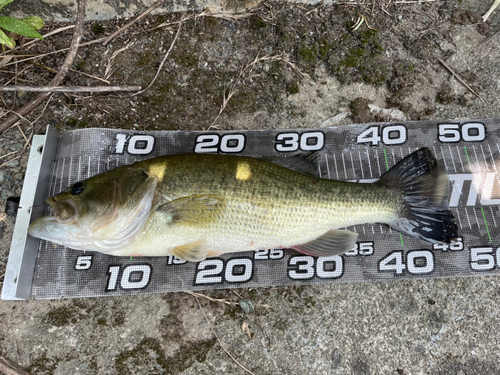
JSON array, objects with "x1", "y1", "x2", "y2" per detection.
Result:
[
  {"x1": 21, "y1": 16, "x2": 44, "y2": 30},
  {"x1": 0, "y1": 16, "x2": 42, "y2": 39},
  {"x1": 0, "y1": 28, "x2": 14, "y2": 47},
  {"x1": 0, "y1": 0, "x2": 14, "y2": 13}
]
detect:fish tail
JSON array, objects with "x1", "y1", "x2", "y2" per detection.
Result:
[{"x1": 377, "y1": 147, "x2": 458, "y2": 244}]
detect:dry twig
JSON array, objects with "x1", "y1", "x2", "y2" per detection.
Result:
[
  {"x1": 0, "y1": 356, "x2": 33, "y2": 375},
  {"x1": 1, "y1": 37, "x2": 107, "y2": 68},
  {"x1": 0, "y1": 0, "x2": 87, "y2": 134},
  {"x1": 437, "y1": 58, "x2": 485, "y2": 103},
  {"x1": 185, "y1": 291, "x2": 239, "y2": 306},
  {"x1": 483, "y1": 0, "x2": 500, "y2": 22},
  {"x1": 192, "y1": 295, "x2": 256, "y2": 375},
  {"x1": 133, "y1": 20, "x2": 182, "y2": 96},
  {"x1": 103, "y1": 0, "x2": 165, "y2": 45},
  {"x1": 0, "y1": 86, "x2": 141, "y2": 93},
  {"x1": 209, "y1": 53, "x2": 309, "y2": 129}
]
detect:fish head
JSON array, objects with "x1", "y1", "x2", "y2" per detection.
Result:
[{"x1": 28, "y1": 165, "x2": 158, "y2": 252}]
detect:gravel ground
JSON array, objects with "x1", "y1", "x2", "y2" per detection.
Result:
[{"x1": 1, "y1": 0, "x2": 500, "y2": 374}]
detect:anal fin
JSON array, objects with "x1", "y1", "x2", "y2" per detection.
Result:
[
  {"x1": 291, "y1": 230, "x2": 358, "y2": 257},
  {"x1": 170, "y1": 238, "x2": 209, "y2": 262}
]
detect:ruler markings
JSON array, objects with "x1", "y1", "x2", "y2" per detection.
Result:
[
  {"x1": 480, "y1": 144, "x2": 489, "y2": 172},
  {"x1": 473, "y1": 207, "x2": 481, "y2": 229},
  {"x1": 488, "y1": 144, "x2": 498, "y2": 174},
  {"x1": 59, "y1": 157, "x2": 65, "y2": 193},
  {"x1": 68, "y1": 156, "x2": 73, "y2": 185},
  {"x1": 350, "y1": 151, "x2": 356, "y2": 179},
  {"x1": 366, "y1": 149, "x2": 373, "y2": 178},
  {"x1": 358, "y1": 150, "x2": 365, "y2": 179},
  {"x1": 438, "y1": 146, "x2": 449, "y2": 171},
  {"x1": 333, "y1": 153, "x2": 339, "y2": 179},
  {"x1": 472, "y1": 145, "x2": 480, "y2": 172},
  {"x1": 455, "y1": 208, "x2": 463, "y2": 230},
  {"x1": 480, "y1": 207, "x2": 493, "y2": 242},
  {"x1": 448, "y1": 145, "x2": 457, "y2": 173},
  {"x1": 324, "y1": 154, "x2": 331, "y2": 179},
  {"x1": 341, "y1": 153, "x2": 348, "y2": 180},
  {"x1": 78, "y1": 156, "x2": 82, "y2": 181},
  {"x1": 50, "y1": 159, "x2": 60, "y2": 197},
  {"x1": 464, "y1": 146, "x2": 472, "y2": 171},
  {"x1": 464, "y1": 207, "x2": 472, "y2": 229},
  {"x1": 489, "y1": 206, "x2": 497, "y2": 228},
  {"x1": 29, "y1": 123, "x2": 500, "y2": 300},
  {"x1": 383, "y1": 149, "x2": 389, "y2": 171},
  {"x1": 375, "y1": 149, "x2": 382, "y2": 177},
  {"x1": 456, "y1": 145, "x2": 465, "y2": 172}
]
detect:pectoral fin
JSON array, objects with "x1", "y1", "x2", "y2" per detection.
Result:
[
  {"x1": 291, "y1": 230, "x2": 358, "y2": 257},
  {"x1": 157, "y1": 195, "x2": 221, "y2": 225},
  {"x1": 170, "y1": 238, "x2": 209, "y2": 262}
]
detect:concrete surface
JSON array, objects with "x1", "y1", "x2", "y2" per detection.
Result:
[
  {"x1": 1, "y1": 0, "x2": 500, "y2": 374},
  {"x1": 7, "y1": 0, "x2": 305, "y2": 21}
]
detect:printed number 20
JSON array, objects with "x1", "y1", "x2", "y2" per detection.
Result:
[{"x1": 194, "y1": 134, "x2": 245, "y2": 153}]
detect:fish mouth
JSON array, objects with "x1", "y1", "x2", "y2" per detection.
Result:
[{"x1": 46, "y1": 196, "x2": 79, "y2": 224}]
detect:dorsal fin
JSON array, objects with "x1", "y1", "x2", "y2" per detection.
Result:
[{"x1": 262, "y1": 153, "x2": 320, "y2": 177}]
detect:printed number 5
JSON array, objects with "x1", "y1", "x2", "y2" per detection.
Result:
[{"x1": 75, "y1": 255, "x2": 92, "y2": 270}]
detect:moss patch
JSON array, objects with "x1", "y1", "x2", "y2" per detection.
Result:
[
  {"x1": 42, "y1": 306, "x2": 79, "y2": 327},
  {"x1": 115, "y1": 337, "x2": 216, "y2": 374},
  {"x1": 27, "y1": 352, "x2": 59, "y2": 375}
]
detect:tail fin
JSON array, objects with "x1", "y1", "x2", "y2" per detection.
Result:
[{"x1": 377, "y1": 148, "x2": 458, "y2": 244}]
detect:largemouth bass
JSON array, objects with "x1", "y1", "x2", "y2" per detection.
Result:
[{"x1": 28, "y1": 148, "x2": 457, "y2": 261}]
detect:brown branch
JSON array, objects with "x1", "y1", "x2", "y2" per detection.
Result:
[
  {"x1": 192, "y1": 295, "x2": 256, "y2": 375},
  {"x1": 132, "y1": 20, "x2": 182, "y2": 96},
  {"x1": 0, "y1": 356, "x2": 33, "y2": 375},
  {"x1": 0, "y1": 86, "x2": 141, "y2": 93},
  {"x1": 436, "y1": 58, "x2": 485, "y2": 103},
  {"x1": 0, "y1": 0, "x2": 87, "y2": 134},
  {"x1": 103, "y1": 0, "x2": 165, "y2": 46}
]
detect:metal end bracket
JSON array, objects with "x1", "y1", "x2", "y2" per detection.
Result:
[{"x1": 1, "y1": 126, "x2": 59, "y2": 300}]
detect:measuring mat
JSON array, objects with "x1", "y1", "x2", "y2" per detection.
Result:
[{"x1": 2, "y1": 120, "x2": 500, "y2": 300}]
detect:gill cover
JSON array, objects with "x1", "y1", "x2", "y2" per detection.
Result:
[{"x1": 28, "y1": 166, "x2": 157, "y2": 252}]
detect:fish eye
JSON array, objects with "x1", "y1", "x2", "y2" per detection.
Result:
[{"x1": 71, "y1": 182, "x2": 85, "y2": 195}]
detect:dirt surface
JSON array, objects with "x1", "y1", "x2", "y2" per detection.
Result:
[{"x1": 1, "y1": 1, "x2": 500, "y2": 374}]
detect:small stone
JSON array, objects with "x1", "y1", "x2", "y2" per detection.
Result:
[
  {"x1": 239, "y1": 300, "x2": 254, "y2": 314},
  {"x1": 7, "y1": 143, "x2": 22, "y2": 152},
  {"x1": 5, "y1": 196, "x2": 20, "y2": 216},
  {"x1": 6, "y1": 159, "x2": 19, "y2": 168}
]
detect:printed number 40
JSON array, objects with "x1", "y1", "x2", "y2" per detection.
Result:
[
  {"x1": 378, "y1": 250, "x2": 434, "y2": 275},
  {"x1": 356, "y1": 125, "x2": 407, "y2": 146}
]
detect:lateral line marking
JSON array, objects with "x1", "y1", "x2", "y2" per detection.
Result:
[{"x1": 481, "y1": 207, "x2": 492, "y2": 242}]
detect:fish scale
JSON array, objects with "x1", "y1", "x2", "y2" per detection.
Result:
[{"x1": 117, "y1": 154, "x2": 403, "y2": 256}]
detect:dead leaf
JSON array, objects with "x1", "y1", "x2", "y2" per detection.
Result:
[
  {"x1": 241, "y1": 322, "x2": 252, "y2": 338},
  {"x1": 0, "y1": 54, "x2": 13, "y2": 68}
]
